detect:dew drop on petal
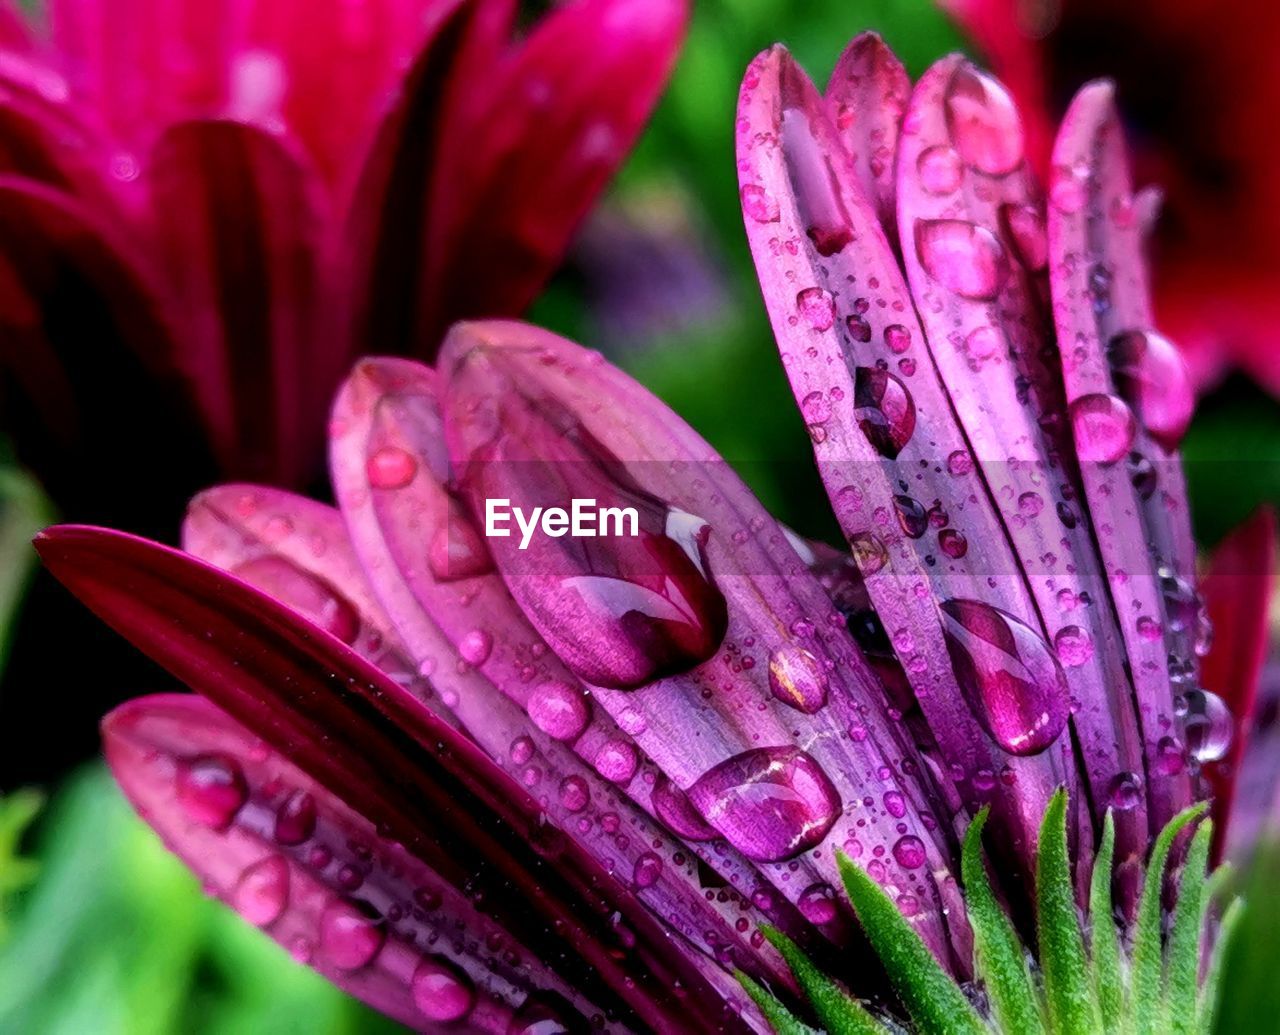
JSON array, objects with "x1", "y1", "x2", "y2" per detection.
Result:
[
  {"x1": 1107, "y1": 329, "x2": 1194, "y2": 451},
  {"x1": 894, "y1": 495, "x2": 929, "y2": 539},
  {"x1": 1000, "y1": 203, "x2": 1048, "y2": 270},
  {"x1": 1069, "y1": 393, "x2": 1136, "y2": 466},
  {"x1": 411, "y1": 956, "x2": 475, "y2": 1023},
  {"x1": 652, "y1": 775, "x2": 718, "y2": 842},
  {"x1": 1107, "y1": 771, "x2": 1143, "y2": 811},
  {"x1": 917, "y1": 145, "x2": 963, "y2": 194},
  {"x1": 855, "y1": 367, "x2": 917, "y2": 458},
  {"x1": 914, "y1": 219, "x2": 1009, "y2": 300},
  {"x1": 768, "y1": 646, "x2": 830, "y2": 713},
  {"x1": 686, "y1": 747, "x2": 842, "y2": 863},
  {"x1": 633, "y1": 852, "x2": 664, "y2": 889},
  {"x1": 893, "y1": 834, "x2": 927, "y2": 869},
  {"x1": 232, "y1": 558, "x2": 361, "y2": 645},
  {"x1": 427, "y1": 519, "x2": 494, "y2": 582},
  {"x1": 366, "y1": 446, "x2": 417, "y2": 489},
  {"x1": 232, "y1": 855, "x2": 290, "y2": 927},
  {"x1": 1053, "y1": 625, "x2": 1094, "y2": 668},
  {"x1": 594, "y1": 739, "x2": 639, "y2": 784},
  {"x1": 944, "y1": 64, "x2": 1025, "y2": 175},
  {"x1": 939, "y1": 529, "x2": 968, "y2": 558},
  {"x1": 177, "y1": 754, "x2": 248, "y2": 829},
  {"x1": 797, "y1": 882, "x2": 839, "y2": 924},
  {"x1": 740, "y1": 183, "x2": 780, "y2": 223},
  {"x1": 528, "y1": 681, "x2": 591, "y2": 741},
  {"x1": 457, "y1": 629, "x2": 493, "y2": 666},
  {"x1": 1183, "y1": 689, "x2": 1233, "y2": 763},
  {"x1": 940, "y1": 600, "x2": 1069, "y2": 755},
  {"x1": 274, "y1": 789, "x2": 317, "y2": 845},
  {"x1": 318, "y1": 900, "x2": 385, "y2": 970},
  {"x1": 797, "y1": 287, "x2": 836, "y2": 331}
]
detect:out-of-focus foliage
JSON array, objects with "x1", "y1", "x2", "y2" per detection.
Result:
[
  {"x1": 0, "y1": 463, "x2": 54, "y2": 675},
  {"x1": 1213, "y1": 835, "x2": 1280, "y2": 1035},
  {"x1": 0, "y1": 767, "x2": 401, "y2": 1035},
  {"x1": 0, "y1": 788, "x2": 43, "y2": 942}
]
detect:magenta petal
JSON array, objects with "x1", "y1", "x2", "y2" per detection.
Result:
[
  {"x1": 148, "y1": 120, "x2": 338, "y2": 487},
  {"x1": 104, "y1": 693, "x2": 603, "y2": 1030},
  {"x1": 36, "y1": 524, "x2": 741, "y2": 1033},
  {"x1": 437, "y1": 320, "x2": 971, "y2": 971},
  {"x1": 1048, "y1": 82, "x2": 1197, "y2": 831},
  {"x1": 894, "y1": 56, "x2": 1150, "y2": 859},
  {"x1": 736, "y1": 46, "x2": 1073, "y2": 890},
  {"x1": 824, "y1": 32, "x2": 909, "y2": 234}
]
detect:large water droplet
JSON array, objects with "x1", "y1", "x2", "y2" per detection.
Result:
[
  {"x1": 686, "y1": 747, "x2": 842, "y2": 862},
  {"x1": 412, "y1": 956, "x2": 475, "y2": 1022},
  {"x1": 528, "y1": 681, "x2": 591, "y2": 741},
  {"x1": 1069, "y1": 393, "x2": 1136, "y2": 465},
  {"x1": 914, "y1": 219, "x2": 1009, "y2": 300},
  {"x1": 855, "y1": 367, "x2": 916, "y2": 459},
  {"x1": 232, "y1": 855, "x2": 290, "y2": 927},
  {"x1": 894, "y1": 495, "x2": 928, "y2": 538},
  {"x1": 768, "y1": 645, "x2": 830, "y2": 713},
  {"x1": 939, "y1": 529, "x2": 968, "y2": 558},
  {"x1": 177, "y1": 754, "x2": 248, "y2": 829},
  {"x1": 917, "y1": 145, "x2": 963, "y2": 194},
  {"x1": 797, "y1": 287, "x2": 836, "y2": 331},
  {"x1": 232, "y1": 557, "x2": 361, "y2": 645},
  {"x1": 1107, "y1": 329, "x2": 1194, "y2": 451},
  {"x1": 427, "y1": 515, "x2": 494, "y2": 582},
  {"x1": 366, "y1": 446, "x2": 418, "y2": 489},
  {"x1": 1107, "y1": 771, "x2": 1143, "y2": 811},
  {"x1": 1000, "y1": 203, "x2": 1048, "y2": 271},
  {"x1": 740, "y1": 183, "x2": 780, "y2": 223},
  {"x1": 318, "y1": 900, "x2": 385, "y2": 970},
  {"x1": 781, "y1": 106, "x2": 853, "y2": 255},
  {"x1": 797, "y1": 882, "x2": 839, "y2": 924},
  {"x1": 940, "y1": 600, "x2": 1069, "y2": 755},
  {"x1": 1183, "y1": 689, "x2": 1233, "y2": 763},
  {"x1": 594, "y1": 738, "x2": 639, "y2": 784},
  {"x1": 893, "y1": 834, "x2": 927, "y2": 869},
  {"x1": 633, "y1": 852, "x2": 663, "y2": 889},
  {"x1": 944, "y1": 64, "x2": 1025, "y2": 175},
  {"x1": 652, "y1": 775, "x2": 718, "y2": 842}
]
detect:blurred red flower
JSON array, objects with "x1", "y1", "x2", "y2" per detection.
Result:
[{"x1": 943, "y1": 0, "x2": 1280, "y2": 397}]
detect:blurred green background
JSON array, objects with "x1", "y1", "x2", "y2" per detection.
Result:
[{"x1": 3, "y1": 0, "x2": 1279, "y2": 1031}]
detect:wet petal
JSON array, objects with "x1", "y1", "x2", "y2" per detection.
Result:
[
  {"x1": 105, "y1": 693, "x2": 604, "y2": 1030},
  {"x1": 1048, "y1": 81, "x2": 1197, "y2": 831},
  {"x1": 735, "y1": 45, "x2": 1072, "y2": 891},
  {"x1": 438, "y1": 320, "x2": 971, "y2": 971},
  {"x1": 148, "y1": 120, "x2": 337, "y2": 486},
  {"x1": 35, "y1": 524, "x2": 739, "y2": 1032}
]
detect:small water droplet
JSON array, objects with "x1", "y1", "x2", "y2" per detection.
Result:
[
  {"x1": 768, "y1": 645, "x2": 830, "y2": 713},
  {"x1": 894, "y1": 495, "x2": 928, "y2": 538},
  {"x1": 366, "y1": 446, "x2": 418, "y2": 489},
  {"x1": 1107, "y1": 329, "x2": 1194, "y2": 451},
  {"x1": 915, "y1": 219, "x2": 1009, "y2": 300},
  {"x1": 528, "y1": 681, "x2": 591, "y2": 741},
  {"x1": 427, "y1": 518, "x2": 494, "y2": 582},
  {"x1": 855, "y1": 367, "x2": 917, "y2": 459},
  {"x1": 318, "y1": 900, "x2": 385, "y2": 970},
  {"x1": 884, "y1": 324, "x2": 912, "y2": 354},
  {"x1": 232, "y1": 855, "x2": 290, "y2": 926},
  {"x1": 1000, "y1": 203, "x2": 1048, "y2": 270},
  {"x1": 411, "y1": 956, "x2": 475, "y2": 1022},
  {"x1": 939, "y1": 529, "x2": 968, "y2": 558},
  {"x1": 797, "y1": 287, "x2": 836, "y2": 331},
  {"x1": 1107, "y1": 771, "x2": 1143, "y2": 811},
  {"x1": 558, "y1": 775, "x2": 591, "y2": 813},
  {"x1": 458, "y1": 629, "x2": 492, "y2": 666},
  {"x1": 177, "y1": 754, "x2": 248, "y2": 829},
  {"x1": 1183, "y1": 689, "x2": 1232, "y2": 763},
  {"x1": 633, "y1": 852, "x2": 664, "y2": 889},
  {"x1": 274, "y1": 790, "x2": 317, "y2": 845},
  {"x1": 797, "y1": 882, "x2": 839, "y2": 924},
  {"x1": 1069, "y1": 393, "x2": 1136, "y2": 465},
  {"x1": 594, "y1": 739, "x2": 639, "y2": 784},
  {"x1": 741, "y1": 183, "x2": 780, "y2": 223},
  {"x1": 1053, "y1": 626, "x2": 1094, "y2": 667},
  {"x1": 893, "y1": 834, "x2": 927, "y2": 869}
]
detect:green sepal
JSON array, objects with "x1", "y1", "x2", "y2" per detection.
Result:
[
  {"x1": 1088, "y1": 811, "x2": 1124, "y2": 1033},
  {"x1": 962, "y1": 807, "x2": 1045, "y2": 1034},
  {"x1": 1130, "y1": 803, "x2": 1207, "y2": 1035},
  {"x1": 736, "y1": 970, "x2": 821, "y2": 1035},
  {"x1": 1163, "y1": 819, "x2": 1212, "y2": 1035},
  {"x1": 836, "y1": 852, "x2": 986, "y2": 1035},
  {"x1": 759, "y1": 927, "x2": 890, "y2": 1035},
  {"x1": 1197, "y1": 897, "x2": 1242, "y2": 1035},
  {"x1": 1036, "y1": 788, "x2": 1101, "y2": 1035}
]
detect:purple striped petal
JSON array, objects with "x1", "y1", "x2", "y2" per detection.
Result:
[
  {"x1": 894, "y1": 57, "x2": 1149, "y2": 860},
  {"x1": 436, "y1": 320, "x2": 972, "y2": 971},
  {"x1": 1047, "y1": 82, "x2": 1197, "y2": 832},
  {"x1": 105, "y1": 693, "x2": 604, "y2": 1031},
  {"x1": 35, "y1": 524, "x2": 743, "y2": 1033},
  {"x1": 735, "y1": 46, "x2": 1075, "y2": 891}
]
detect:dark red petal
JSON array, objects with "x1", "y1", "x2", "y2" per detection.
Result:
[
  {"x1": 105, "y1": 693, "x2": 606, "y2": 1029},
  {"x1": 36, "y1": 524, "x2": 743, "y2": 1033},
  {"x1": 1200, "y1": 508, "x2": 1278, "y2": 857},
  {"x1": 148, "y1": 120, "x2": 338, "y2": 487},
  {"x1": 0, "y1": 179, "x2": 215, "y2": 525}
]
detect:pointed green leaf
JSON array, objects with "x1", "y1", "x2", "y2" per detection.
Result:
[
  {"x1": 0, "y1": 788, "x2": 44, "y2": 943},
  {"x1": 1036, "y1": 788, "x2": 1101, "y2": 1035},
  {"x1": 962, "y1": 807, "x2": 1045, "y2": 1034},
  {"x1": 1131, "y1": 804, "x2": 1207, "y2": 1035},
  {"x1": 1198, "y1": 897, "x2": 1242, "y2": 1035},
  {"x1": 1163, "y1": 820, "x2": 1212, "y2": 1035},
  {"x1": 736, "y1": 970, "x2": 821, "y2": 1035},
  {"x1": 760, "y1": 926, "x2": 890, "y2": 1035},
  {"x1": 1088, "y1": 811, "x2": 1124, "y2": 1032},
  {"x1": 836, "y1": 852, "x2": 986, "y2": 1035}
]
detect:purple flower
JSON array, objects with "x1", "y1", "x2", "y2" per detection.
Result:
[{"x1": 35, "y1": 33, "x2": 1248, "y2": 1032}]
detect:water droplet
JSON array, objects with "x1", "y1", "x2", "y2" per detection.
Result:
[
  {"x1": 894, "y1": 495, "x2": 928, "y2": 539},
  {"x1": 781, "y1": 105, "x2": 853, "y2": 255},
  {"x1": 855, "y1": 367, "x2": 916, "y2": 459},
  {"x1": 652, "y1": 775, "x2": 718, "y2": 841},
  {"x1": 940, "y1": 600, "x2": 1069, "y2": 755},
  {"x1": 633, "y1": 852, "x2": 663, "y2": 889},
  {"x1": 964, "y1": 325, "x2": 1005, "y2": 365},
  {"x1": 893, "y1": 834, "x2": 927, "y2": 869},
  {"x1": 594, "y1": 739, "x2": 639, "y2": 784},
  {"x1": 884, "y1": 324, "x2": 912, "y2": 354},
  {"x1": 1107, "y1": 329, "x2": 1194, "y2": 451},
  {"x1": 231, "y1": 557, "x2": 361, "y2": 644},
  {"x1": 232, "y1": 855, "x2": 290, "y2": 926},
  {"x1": 947, "y1": 450, "x2": 974, "y2": 476},
  {"x1": 850, "y1": 532, "x2": 889, "y2": 575},
  {"x1": 366, "y1": 446, "x2": 417, "y2": 489},
  {"x1": 411, "y1": 956, "x2": 475, "y2": 1022},
  {"x1": 1183, "y1": 689, "x2": 1232, "y2": 763},
  {"x1": 1069, "y1": 393, "x2": 1136, "y2": 465},
  {"x1": 917, "y1": 145, "x2": 963, "y2": 194},
  {"x1": 1053, "y1": 626, "x2": 1094, "y2": 667},
  {"x1": 528, "y1": 681, "x2": 591, "y2": 741},
  {"x1": 427, "y1": 518, "x2": 493, "y2": 581},
  {"x1": 558, "y1": 775, "x2": 591, "y2": 813},
  {"x1": 767, "y1": 645, "x2": 830, "y2": 713},
  {"x1": 274, "y1": 790, "x2": 317, "y2": 845},
  {"x1": 1107, "y1": 771, "x2": 1143, "y2": 811},
  {"x1": 458, "y1": 629, "x2": 492, "y2": 666},
  {"x1": 1127, "y1": 452, "x2": 1158, "y2": 500},
  {"x1": 797, "y1": 287, "x2": 836, "y2": 331},
  {"x1": 944, "y1": 64, "x2": 1025, "y2": 175},
  {"x1": 797, "y1": 882, "x2": 839, "y2": 924},
  {"x1": 1155, "y1": 736, "x2": 1186, "y2": 776},
  {"x1": 177, "y1": 754, "x2": 248, "y2": 829},
  {"x1": 939, "y1": 529, "x2": 968, "y2": 558},
  {"x1": 686, "y1": 747, "x2": 841, "y2": 863},
  {"x1": 741, "y1": 183, "x2": 780, "y2": 223},
  {"x1": 318, "y1": 900, "x2": 385, "y2": 970},
  {"x1": 914, "y1": 219, "x2": 1009, "y2": 300},
  {"x1": 1000, "y1": 203, "x2": 1048, "y2": 270}
]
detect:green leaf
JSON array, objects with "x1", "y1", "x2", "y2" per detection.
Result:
[
  {"x1": 1088, "y1": 811, "x2": 1124, "y2": 1033},
  {"x1": 1036, "y1": 788, "x2": 1101, "y2": 1035},
  {"x1": 736, "y1": 970, "x2": 821, "y2": 1035},
  {"x1": 760, "y1": 926, "x2": 890, "y2": 1035},
  {"x1": 1200, "y1": 897, "x2": 1243, "y2": 1035},
  {"x1": 0, "y1": 467, "x2": 54, "y2": 678},
  {"x1": 961, "y1": 807, "x2": 1045, "y2": 1034},
  {"x1": 1130, "y1": 804, "x2": 1208, "y2": 1035},
  {"x1": 0, "y1": 788, "x2": 44, "y2": 943},
  {"x1": 1163, "y1": 819, "x2": 1212, "y2": 1035},
  {"x1": 836, "y1": 852, "x2": 986, "y2": 1035}
]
